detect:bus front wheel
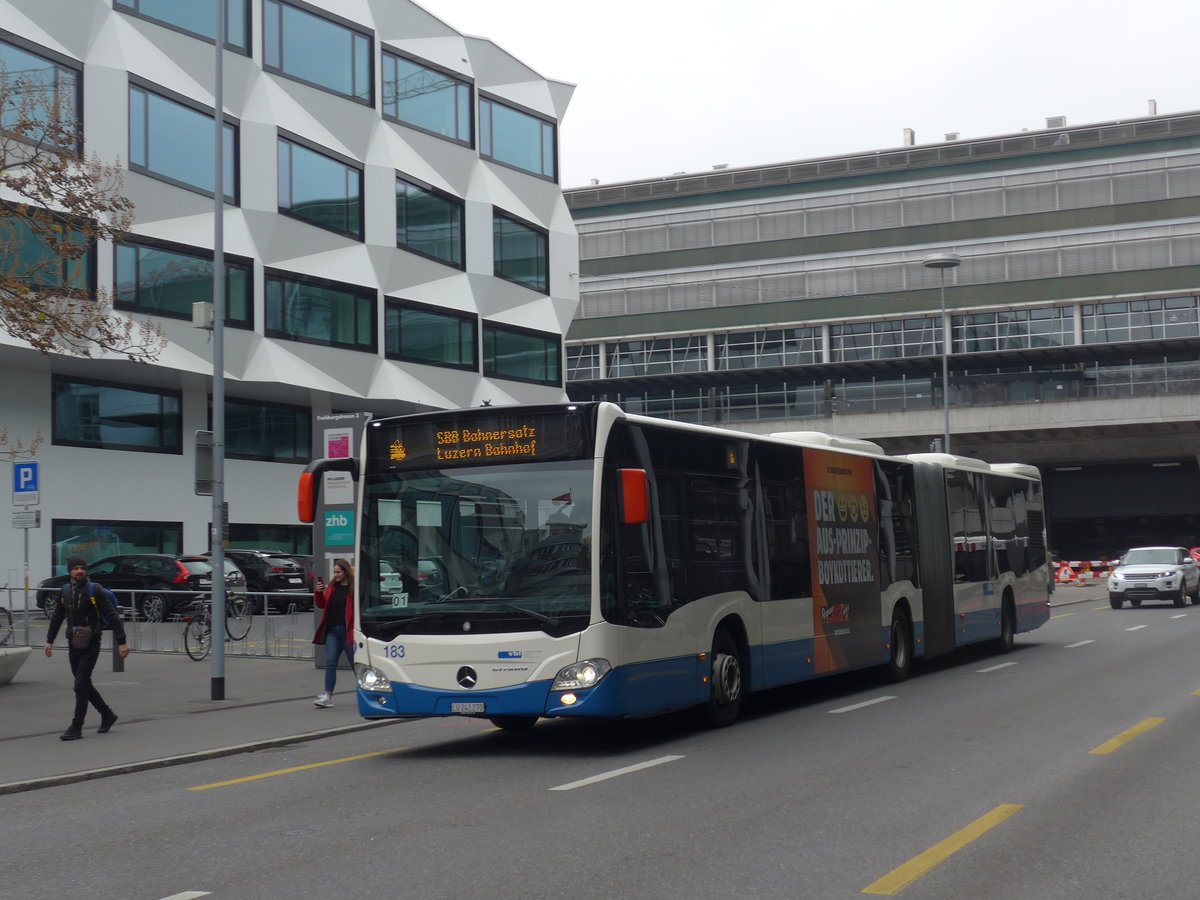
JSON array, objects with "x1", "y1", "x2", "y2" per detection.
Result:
[
  {"x1": 701, "y1": 630, "x2": 744, "y2": 728},
  {"x1": 886, "y1": 607, "x2": 912, "y2": 683}
]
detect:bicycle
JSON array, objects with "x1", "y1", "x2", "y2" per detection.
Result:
[{"x1": 183, "y1": 593, "x2": 252, "y2": 661}]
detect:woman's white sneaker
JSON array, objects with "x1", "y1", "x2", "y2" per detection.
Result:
[{"x1": 314, "y1": 693, "x2": 333, "y2": 708}]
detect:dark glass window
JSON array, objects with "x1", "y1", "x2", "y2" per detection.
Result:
[
  {"x1": 228, "y1": 524, "x2": 311, "y2": 555},
  {"x1": 482, "y1": 322, "x2": 560, "y2": 386},
  {"x1": 277, "y1": 136, "x2": 362, "y2": 239},
  {"x1": 566, "y1": 343, "x2": 601, "y2": 381},
  {"x1": 0, "y1": 36, "x2": 81, "y2": 146},
  {"x1": 493, "y1": 210, "x2": 548, "y2": 293},
  {"x1": 50, "y1": 520, "x2": 183, "y2": 576},
  {"x1": 480, "y1": 96, "x2": 556, "y2": 180},
  {"x1": 263, "y1": 0, "x2": 372, "y2": 104},
  {"x1": 0, "y1": 208, "x2": 92, "y2": 291},
  {"x1": 129, "y1": 82, "x2": 237, "y2": 200},
  {"x1": 52, "y1": 376, "x2": 182, "y2": 453},
  {"x1": 115, "y1": 238, "x2": 251, "y2": 328},
  {"x1": 381, "y1": 51, "x2": 471, "y2": 144},
  {"x1": 396, "y1": 176, "x2": 463, "y2": 267},
  {"x1": 265, "y1": 270, "x2": 375, "y2": 352},
  {"x1": 385, "y1": 300, "x2": 476, "y2": 370},
  {"x1": 224, "y1": 399, "x2": 311, "y2": 462},
  {"x1": 114, "y1": 0, "x2": 249, "y2": 52}
]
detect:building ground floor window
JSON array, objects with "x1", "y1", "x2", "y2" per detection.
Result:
[
  {"x1": 50, "y1": 519, "x2": 183, "y2": 576},
  {"x1": 226, "y1": 524, "x2": 312, "y2": 555}
]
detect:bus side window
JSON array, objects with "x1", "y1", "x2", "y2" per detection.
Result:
[{"x1": 756, "y1": 444, "x2": 810, "y2": 601}]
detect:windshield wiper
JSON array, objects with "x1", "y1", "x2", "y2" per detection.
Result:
[{"x1": 501, "y1": 603, "x2": 560, "y2": 627}]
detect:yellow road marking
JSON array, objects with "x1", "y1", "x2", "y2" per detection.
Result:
[
  {"x1": 862, "y1": 804, "x2": 1023, "y2": 895},
  {"x1": 187, "y1": 748, "x2": 404, "y2": 790},
  {"x1": 1093, "y1": 605, "x2": 1110, "y2": 611},
  {"x1": 1089, "y1": 718, "x2": 1164, "y2": 755},
  {"x1": 1050, "y1": 612, "x2": 1074, "y2": 619}
]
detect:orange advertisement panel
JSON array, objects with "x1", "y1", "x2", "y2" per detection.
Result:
[{"x1": 804, "y1": 449, "x2": 880, "y2": 674}]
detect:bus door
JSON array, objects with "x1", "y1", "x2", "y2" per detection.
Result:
[{"x1": 947, "y1": 469, "x2": 996, "y2": 634}]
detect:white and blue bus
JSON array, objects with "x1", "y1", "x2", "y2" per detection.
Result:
[{"x1": 299, "y1": 402, "x2": 1050, "y2": 730}]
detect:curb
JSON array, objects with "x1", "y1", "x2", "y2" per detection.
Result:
[{"x1": 0, "y1": 719, "x2": 398, "y2": 796}]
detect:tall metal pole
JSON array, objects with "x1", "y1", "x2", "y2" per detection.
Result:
[
  {"x1": 210, "y1": 1, "x2": 227, "y2": 701},
  {"x1": 923, "y1": 253, "x2": 961, "y2": 454}
]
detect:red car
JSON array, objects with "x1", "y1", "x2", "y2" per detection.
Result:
[{"x1": 1190, "y1": 547, "x2": 1200, "y2": 565}]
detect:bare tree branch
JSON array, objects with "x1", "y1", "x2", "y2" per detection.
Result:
[
  {"x1": 0, "y1": 426, "x2": 44, "y2": 461},
  {"x1": 0, "y1": 65, "x2": 165, "y2": 361}
]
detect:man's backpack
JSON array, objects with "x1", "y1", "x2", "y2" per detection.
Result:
[{"x1": 59, "y1": 583, "x2": 120, "y2": 629}]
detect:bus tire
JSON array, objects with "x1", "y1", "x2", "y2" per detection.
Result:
[
  {"x1": 489, "y1": 715, "x2": 538, "y2": 732},
  {"x1": 700, "y1": 630, "x2": 744, "y2": 728},
  {"x1": 886, "y1": 607, "x2": 912, "y2": 683},
  {"x1": 997, "y1": 595, "x2": 1015, "y2": 653}
]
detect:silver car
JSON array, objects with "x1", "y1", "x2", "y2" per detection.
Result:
[{"x1": 1108, "y1": 546, "x2": 1200, "y2": 609}]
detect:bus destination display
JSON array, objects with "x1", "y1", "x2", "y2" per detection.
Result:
[
  {"x1": 432, "y1": 425, "x2": 537, "y2": 460},
  {"x1": 371, "y1": 407, "x2": 592, "y2": 470}
]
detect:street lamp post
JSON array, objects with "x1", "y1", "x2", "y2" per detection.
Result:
[{"x1": 923, "y1": 253, "x2": 961, "y2": 454}]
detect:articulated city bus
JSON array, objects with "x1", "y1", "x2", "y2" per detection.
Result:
[{"x1": 299, "y1": 402, "x2": 1050, "y2": 729}]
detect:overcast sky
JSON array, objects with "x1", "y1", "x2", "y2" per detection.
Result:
[{"x1": 416, "y1": 0, "x2": 1199, "y2": 190}]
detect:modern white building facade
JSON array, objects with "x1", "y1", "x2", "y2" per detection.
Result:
[{"x1": 0, "y1": 0, "x2": 577, "y2": 583}]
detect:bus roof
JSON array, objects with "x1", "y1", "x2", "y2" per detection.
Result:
[{"x1": 769, "y1": 431, "x2": 886, "y2": 456}]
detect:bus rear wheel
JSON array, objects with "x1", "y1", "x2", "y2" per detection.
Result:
[
  {"x1": 489, "y1": 715, "x2": 538, "y2": 732},
  {"x1": 997, "y1": 596, "x2": 1015, "y2": 653},
  {"x1": 886, "y1": 607, "x2": 912, "y2": 683},
  {"x1": 700, "y1": 630, "x2": 744, "y2": 728}
]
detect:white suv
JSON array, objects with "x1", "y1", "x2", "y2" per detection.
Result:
[{"x1": 1108, "y1": 546, "x2": 1200, "y2": 609}]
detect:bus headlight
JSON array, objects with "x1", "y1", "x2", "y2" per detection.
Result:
[
  {"x1": 356, "y1": 664, "x2": 393, "y2": 693},
  {"x1": 552, "y1": 658, "x2": 611, "y2": 691}
]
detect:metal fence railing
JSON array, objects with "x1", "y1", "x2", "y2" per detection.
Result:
[{"x1": 1, "y1": 587, "x2": 315, "y2": 660}]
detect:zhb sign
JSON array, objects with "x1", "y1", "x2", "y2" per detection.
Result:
[
  {"x1": 13, "y1": 461, "x2": 38, "y2": 506},
  {"x1": 323, "y1": 509, "x2": 354, "y2": 546}
]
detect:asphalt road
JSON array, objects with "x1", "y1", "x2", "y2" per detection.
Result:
[{"x1": 6, "y1": 587, "x2": 1200, "y2": 899}]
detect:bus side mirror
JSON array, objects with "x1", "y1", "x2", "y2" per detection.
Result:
[
  {"x1": 298, "y1": 471, "x2": 317, "y2": 524},
  {"x1": 298, "y1": 457, "x2": 359, "y2": 523},
  {"x1": 618, "y1": 468, "x2": 649, "y2": 525}
]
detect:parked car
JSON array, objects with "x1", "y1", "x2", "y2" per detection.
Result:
[
  {"x1": 1108, "y1": 546, "x2": 1200, "y2": 609},
  {"x1": 213, "y1": 549, "x2": 311, "y2": 612},
  {"x1": 288, "y1": 554, "x2": 317, "y2": 591},
  {"x1": 37, "y1": 554, "x2": 242, "y2": 622}
]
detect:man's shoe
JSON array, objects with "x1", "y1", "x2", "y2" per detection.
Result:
[
  {"x1": 60, "y1": 726, "x2": 83, "y2": 741},
  {"x1": 98, "y1": 712, "x2": 118, "y2": 734}
]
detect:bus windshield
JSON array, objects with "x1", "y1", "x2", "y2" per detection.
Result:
[{"x1": 359, "y1": 459, "x2": 594, "y2": 639}]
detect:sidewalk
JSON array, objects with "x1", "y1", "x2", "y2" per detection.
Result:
[{"x1": 0, "y1": 647, "x2": 391, "y2": 795}]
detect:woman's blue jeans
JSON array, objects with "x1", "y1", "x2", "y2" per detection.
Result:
[{"x1": 323, "y1": 625, "x2": 354, "y2": 694}]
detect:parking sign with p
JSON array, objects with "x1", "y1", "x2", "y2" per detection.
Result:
[{"x1": 13, "y1": 461, "x2": 39, "y2": 506}]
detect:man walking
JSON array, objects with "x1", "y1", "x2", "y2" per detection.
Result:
[{"x1": 44, "y1": 555, "x2": 130, "y2": 741}]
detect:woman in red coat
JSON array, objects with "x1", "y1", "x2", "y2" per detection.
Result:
[{"x1": 312, "y1": 558, "x2": 355, "y2": 708}]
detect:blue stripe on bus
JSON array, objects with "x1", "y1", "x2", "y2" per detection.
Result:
[
  {"x1": 356, "y1": 653, "x2": 709, "y2": 721},
  {"x1": 358, "y1": 622, "x2": 945, "y2": 721},
  {"x1": 956, "y1": 608, "x2": 1004, "y2": 645}
]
